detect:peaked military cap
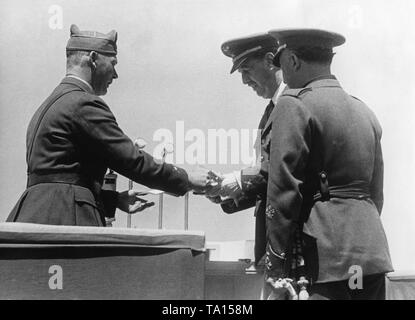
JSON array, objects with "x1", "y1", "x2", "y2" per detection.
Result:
[
  {"x1": 221, "y1": 33, "x2": 278, "y2": 74},
  {"x1": 268, "y1": 28, "x2": 345, "y2": 67},
  {"x1": 66, "y1": 24, "x2": 118, "y2": 55}
]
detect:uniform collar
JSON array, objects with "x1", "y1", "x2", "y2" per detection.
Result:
[
  {"x1": 261, "y1": 76, "x2": 339, "y2": 136},
  {"x1": 61, "y1": 75, "x2": 95, "y2": 94},
  {"x1": 302, "y1": 74, "x2": 340, "y2": 89}
]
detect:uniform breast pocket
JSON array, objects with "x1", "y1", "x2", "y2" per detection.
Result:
[{"x1": 73, "y1": 186, "x2": 103, "y2": 226}]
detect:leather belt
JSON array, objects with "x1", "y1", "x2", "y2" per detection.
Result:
[
  {"x1": 314, "y1": 176, "x2": 371, "y2": 202},
  {"x1": 27, "y1": 172, "x2": 100, "y2": 198}
]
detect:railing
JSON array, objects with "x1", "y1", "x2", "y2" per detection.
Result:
[{"x1": 103, "y1": 138, "x2": 190, "y2": 230}]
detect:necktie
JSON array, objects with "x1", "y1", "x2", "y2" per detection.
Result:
[
  {"x1": 254, "y1": 100, "x2": 274, "y2": 165},
  {"x1": 259, "y1": 100, "x2": 275, "y2": 130}
]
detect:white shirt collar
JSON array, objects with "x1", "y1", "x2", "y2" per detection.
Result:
[
  {"x1": 272, "y1": 81, "x2": 286, "y2": 105},
  {"x1": 66, "y1": 74, "x2": 94, "y2": 93}
]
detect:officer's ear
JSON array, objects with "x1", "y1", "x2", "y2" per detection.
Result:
[
  {"x1": 88, "y1": 51, "x2": 98, "y2": 70},
  {"x1": 288, "y1": 50, "x2": 301, "y2": 71}
]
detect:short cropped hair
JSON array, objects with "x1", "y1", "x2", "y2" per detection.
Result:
[
  {"x1": 292, "y1": 46, "x2": 335, "y2": 65},
  {"x1": 66, "y1": 50, "x2": 90, "y2": 68}
]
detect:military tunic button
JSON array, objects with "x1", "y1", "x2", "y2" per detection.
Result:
[
  {"x1": 280, "y1": 253, "x2": 285, "y2": 257},
  {"x1": 261, "y1": 156, "x2": 264, "y2": 162}
]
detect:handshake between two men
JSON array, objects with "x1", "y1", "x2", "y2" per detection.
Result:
[
  {"x1": 189, "y1": 168, "x2": 243, "y2": 205},
  {"x1": 120, "y1": 167, "x2": 243, "y2": 215}
]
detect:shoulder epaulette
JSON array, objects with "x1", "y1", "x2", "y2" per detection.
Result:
[{"x1": 281, "y1": 87, "x2": 312, "y2": 98}]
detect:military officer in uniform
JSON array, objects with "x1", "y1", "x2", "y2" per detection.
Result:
[
  {"x1": 207, "y1": 34, "x2": 285, "y2": 280},
  {"x1": 263, "y1": 28, "x2": 393, "y2": 299},
  {"x1": 7, "y1": 24, "x2": 210, "y2": 226}
]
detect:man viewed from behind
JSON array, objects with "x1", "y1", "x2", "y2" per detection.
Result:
[{"x1": 262, "y1": 28, "x2": 393, "y2": 300}]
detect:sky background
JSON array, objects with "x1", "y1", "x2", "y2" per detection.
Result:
[{"x1": 1, "y1": 0, "x2": 414, "y2": 271}]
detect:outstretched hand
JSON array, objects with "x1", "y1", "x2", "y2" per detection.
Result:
[
  {"x1": 187, "y1": 166, "x2": 223, "y2": 193},
  {"x1": 204, "y1": 171, "x2": 242, "y2": 205},
  {"x1": 117, "y1": 190, "x2": 155, "y2": 214}
]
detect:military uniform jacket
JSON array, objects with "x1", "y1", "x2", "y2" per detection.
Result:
[
  {"x1": 264, "y1": 76, "x2": 393, "y2": 283},
  {"x1": 8, "y1": 77, "x2": 189, "y2": 226},
  {"x1": 220, "y1": 100, "x2": 274, "y2": 264}
]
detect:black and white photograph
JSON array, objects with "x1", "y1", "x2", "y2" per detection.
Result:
[{"x1": 0, "y1": 0, "x2": 414, "y2": 307}]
